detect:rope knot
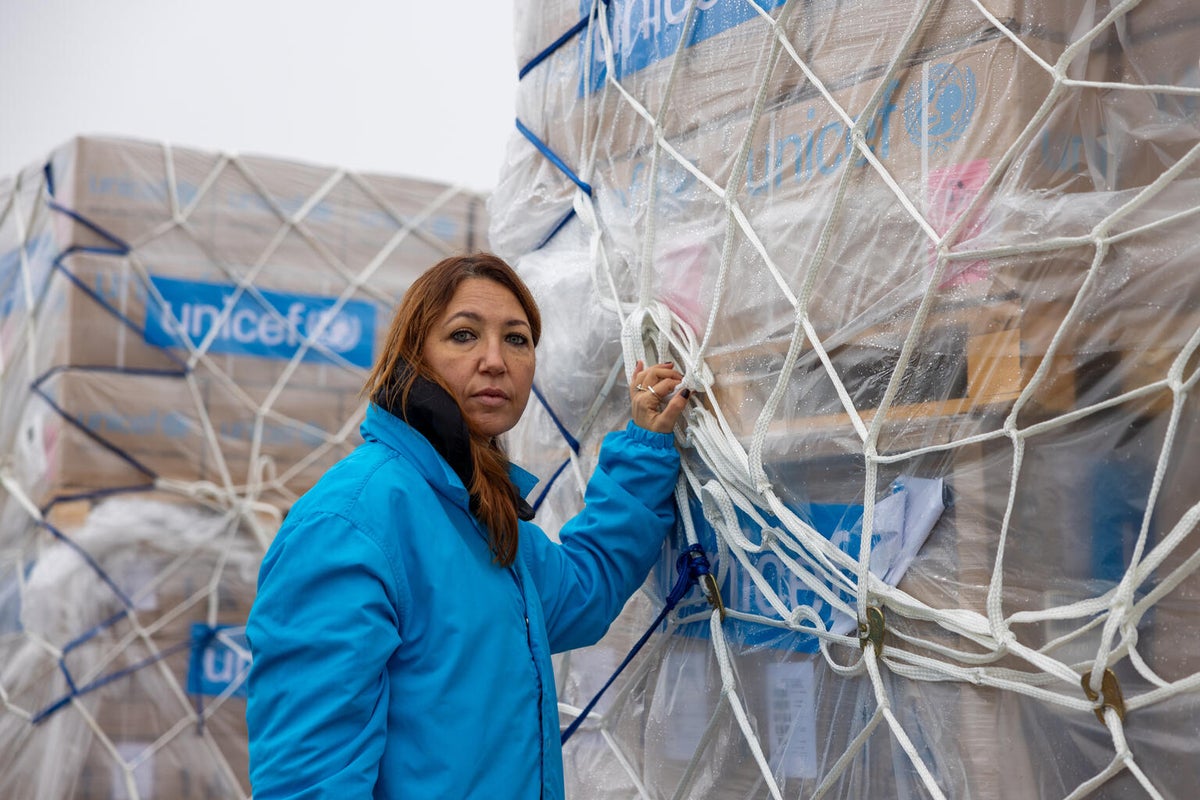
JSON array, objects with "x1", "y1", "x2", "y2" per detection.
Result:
[
  {"x1": 671, "y1": 544, "x2": 725, "y2": 620},
  {"x1": 668, "y1": 544, "x2": 709, "y2": 604}
]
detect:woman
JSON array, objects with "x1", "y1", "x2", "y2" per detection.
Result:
[{"x1": 246, "y1": 252, "x2": 689, "y2": 799}]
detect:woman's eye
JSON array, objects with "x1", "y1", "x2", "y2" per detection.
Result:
[
  {"x1": 506, "y1": 333, "x2": 529, "y2": 346},
  {"x1": 451, "y1": 329, "x2": 476, "y2": 343}
]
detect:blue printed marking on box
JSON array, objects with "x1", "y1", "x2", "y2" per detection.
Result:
[
  {"x1": 664, "y1": 477, "x2": 944, "y2": 652},
  {"x1": 144, "y1": 275, "x2": 376, "y2": 368},
  {"x1": 666, "y1": 496, "x2": 867, "y2": 653},
  {"x1": 188, "y1": 623, "x2": 250, "y2": 699},
  {"x1": 580, "y1": 0, "x2": 786, "y2": 93}
]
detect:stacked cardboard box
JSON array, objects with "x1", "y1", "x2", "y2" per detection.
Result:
[
  {"x1": 0, "y1": 136, "x2": 488, "y2": 800},
  {"x1": 498, "y1": 2, "x2": 1200, "y2": 798},
  {"x1": 495, "y1": 0, "x2": 1136, "y2": 256},
  {"x1": 0, "y1": 497, "x2": 261, "y2": 799},
  {"x1": 1, "y1": 135, "x2": 487, "y2": 508}
]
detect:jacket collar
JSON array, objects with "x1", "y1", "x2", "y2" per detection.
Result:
[
  {"x1": 509, "y1": 462, "x2": 538, "y2": 501},
  {"x1": 374, "y1": 370, "x2": 475, "y2": 492},
  {"x1": 361, "y1": 404, "x2": 538, "y2": 510},
  {"x1": 362, "y1": 403, "x2": 470, "y2": 502}
]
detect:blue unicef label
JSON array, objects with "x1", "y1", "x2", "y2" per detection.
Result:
[
  {"x1": 904, "y1": 63, "x2": 977, "y2": 153},
  {"x1": 144, "y1": 275, "x2": 376, "y2": 368},
  {"x1": 667, "y1": 496, "x2": 867, "y2": 653},
  {"x1": 665, "y1": 478, "x2": 944, "y2": 653},
  {"x1": 1, "y1": 234, "x2": 56, "y2": 321},
  {"x1": 581, "y1": 0, "x2": 786, "y2": 93},
  {"x1": 187, "y1": 624, "x2": 250, "y2": 699}
]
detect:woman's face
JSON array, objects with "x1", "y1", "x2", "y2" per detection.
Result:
[{"x1": 422, "y1": 277, "x2": 536, "y2": 438}]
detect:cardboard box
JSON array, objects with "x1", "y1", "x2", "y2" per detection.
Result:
[
  {"x1": 21, "y1": 368, "x2": 358, "y2": 505},
  {"x1": 74, "y1": 676, "x2": 251, "y2": 800},
  {"x1": 516, "y1": 0, "x2": 1113, "y2": 160},
  {"x1": 48, "y1": 135, "x2": 484, "y2": 274},
  {"x1": 496, "y1": 0, "x2": 1124, "y2": 256},
  {"x1": 506, "y1": 21, "x2": 1135, "y2": 353},
  {"x1": 1108, "y1": 4, "x2": 1200, "y2": 181},
  {"x1": 1, "y1": 135, "x2": 490, "y2": 508}
]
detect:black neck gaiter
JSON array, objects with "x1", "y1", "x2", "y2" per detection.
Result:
[{"x1": 374, "y1": 369, "x2": 534, "y2": 522}]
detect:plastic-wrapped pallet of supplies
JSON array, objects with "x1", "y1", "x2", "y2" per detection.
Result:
[
  {"x1": 0, "y1": 136, "x2": 488, "y2": 798},
  {"x1": 1, "y1": 135, "x2": 486, "y2": 510},
  {"x1": 492, "y1": 2, "x2": 1200, "y2": 798},
  {"x1": 0, "y1": 498, "x2": 260, "y2": 799}
]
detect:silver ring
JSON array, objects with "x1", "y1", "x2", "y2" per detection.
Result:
[
  {"x1": 646, "y1": 384, "x2": 660, "y2": 398},
  {"x1": 636, "y1": 384, "x2": 647, "y2": 392}
]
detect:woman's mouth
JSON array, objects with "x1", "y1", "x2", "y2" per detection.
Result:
[{"x1": 472, "y1": 388, "x2": 509, "y2": 407}]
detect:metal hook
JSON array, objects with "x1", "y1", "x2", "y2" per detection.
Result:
[
  {"x1": 700, "y1": 572, "x2": 726, "y2": 621},
  {"x1": 1081, "y1": 668, "x2": 1125, "y2": 723},
  {"x1": 859, "y1": 606, "x2": 885, "y2": 658}
]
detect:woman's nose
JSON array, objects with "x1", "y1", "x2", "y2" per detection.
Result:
[{"x1": 479, "y1": 337, "x2": 507, "y2": 373}]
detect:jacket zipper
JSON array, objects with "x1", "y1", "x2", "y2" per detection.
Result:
[{"x1": 510, "y1": 564, "x2": 546, "y2": 799}]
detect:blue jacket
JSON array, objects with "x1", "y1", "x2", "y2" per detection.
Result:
[{"x1": 246, "y1": 403, "x2": 680, "y2": 799}]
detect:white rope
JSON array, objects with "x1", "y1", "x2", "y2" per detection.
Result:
[
  {"x1": 516, "y1": 3, "x2": 1200, "y2": 798},
  {"x1": 0, "y1": 133, "x2": 475, "y2": 799},
  {"x1": 3, "y1": 1, "x2": 1197, "y2": 796},
  {"x1": 710, "y1": 612, "x2": 785, "y2": 800},
  {"x1": 865, "y1": 651, "x2": 949, "y2": 800}
]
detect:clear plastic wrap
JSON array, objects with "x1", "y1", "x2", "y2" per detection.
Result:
[
  {"x1": 493, "y1": 2, "x2": 1200, "y2": 797},
  {"x1": 0, "y1": 136, "x2": 489, "y2": 797},
  {"x1": 0, "y1": 499, "x2": 260, "y2": 799}
]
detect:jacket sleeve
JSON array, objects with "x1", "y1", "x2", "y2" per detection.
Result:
[
  {"x1": 245, "y1": 511, "x2": 404, "y2": 799},
  {"x1": 523, "y1": 421, "x2": 680, "y2": 653}
]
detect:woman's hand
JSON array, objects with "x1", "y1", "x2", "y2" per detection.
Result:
[{"x1": 629, "y1": 360, "x2": 689, "y2": 433}]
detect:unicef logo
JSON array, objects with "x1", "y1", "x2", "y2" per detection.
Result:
[
  {"x1": 306, "y1": 308, "x2": 362, "y2": 353},
  {"x1": 904, "y1": 63, "x2": 976, "y2": 153}
]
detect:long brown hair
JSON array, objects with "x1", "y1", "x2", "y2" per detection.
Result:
[{"x1": 364, "y1": 252, "x2": 542, "y2": 566}]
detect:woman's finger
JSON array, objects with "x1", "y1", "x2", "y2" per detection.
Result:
[
  {"x1": 628, "y1": 360, "x2": 690, "y2": 433},
  {"x1": 629, "y1": 360, "x2": 647, "y2": 398}
]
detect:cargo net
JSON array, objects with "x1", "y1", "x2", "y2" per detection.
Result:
[
  {"x1": 503, "y1": 2, "x2": 1200, "y2": 799},
  {"x1": 0, "y1": 140, "x2": 480, "y2": 798}
]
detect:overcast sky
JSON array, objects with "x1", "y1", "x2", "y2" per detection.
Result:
[{"x1": 0, "y1": 1, "x2": 519, "y2": 192}]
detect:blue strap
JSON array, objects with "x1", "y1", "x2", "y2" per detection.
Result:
[
  {"x1": 517, "y1": 0, "x2": 610, "y2": 79},
  {"x1": 527, "y1": 379, "x2": 581, "y2": 513},
  {"x1": 45, "y1": 187, "x2": 190, "y2": 371},
  {"x1": 513, "y1": 2, "x2": 608, "y2": 249},
  {"x1": 29, "y1": 519, "x2": 196, "y2": 725},
  {"x1": 40, "y1": 519, "x2": 136, "y2": 610},
  {"x1": 515, "y1": 118, "x2": 593, "y2": 197},
  {"x1": 531, "y1": 457, "x2": 571, "y2": 513},
  {"x1": 32, "y1": 639, "x2": 193, "y2": 724},
  {"x1": 49, "y1": 253, "x2": 191, "y2": 372},
  {"x1": 561, "y1": 544, "x2": 714, "y2": 744},
  {"x1": 46, "y1": 199, "x2": 131, "y2": 253},
  {"x1": 531, "y1": 382, "x2": 581, "y2": 454},
  {"x1": 30, "y1": 376, "x2": 158, "y2": 481},
  {"x1": 519, "y1": 14, "x2": 590, "y2": 79},
  {"x1": 534, "y1": 207, "x2": 578, "y2": 251},
  {"x1": 63, "y1": 608, "x2": 128, "y2": 655},
  {"x1": 41, "y1": 485, "x2": 158, "y2": 517}
]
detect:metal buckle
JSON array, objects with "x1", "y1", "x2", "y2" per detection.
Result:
[
  {"x1": 859, "y1": 605, "x2": 885, "y2": 658},
  {"x1": 1081, "y1": 668, "x2": 1125, "y2": 723},
  {"x1": 700, "y1": 572, "x2": 726, "y2": 621}
]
